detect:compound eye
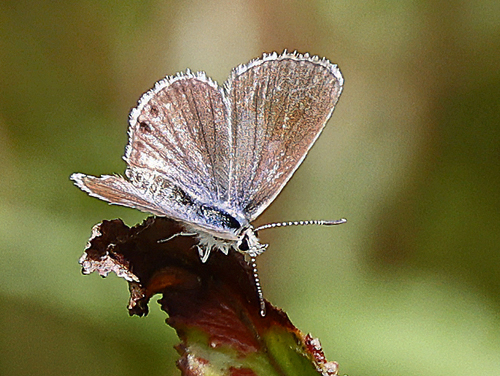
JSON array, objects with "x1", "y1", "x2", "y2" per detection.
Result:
[{"x1": 238, "y1": 235, "x2": 249, "y2": 252}]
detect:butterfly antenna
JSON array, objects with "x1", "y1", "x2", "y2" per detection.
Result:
[
  {"x1": 250, "y1": 255, "x2": 266, "y2": 317},
  {"x1": 254, "y1": 218, "x2": 347, "y2": 233}
]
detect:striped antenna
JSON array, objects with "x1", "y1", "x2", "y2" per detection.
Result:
[
  {"x1": 249, "y1": 256, "x2": 266, "y2": 317},
  {"x1": 254, "y1": 218, "x2": 347, "y2": 233}
]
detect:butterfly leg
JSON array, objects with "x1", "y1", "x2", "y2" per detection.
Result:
[
  {"x1": 157, "y1": 231, "x2": 197, "y2": 243},
  {"x1": 197, "y1": 245, "x2": 212, "y2": 263}
]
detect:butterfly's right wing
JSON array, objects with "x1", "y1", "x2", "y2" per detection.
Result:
[{"x1": 223, "y1": 52, "x2": 343, "y2": 221}]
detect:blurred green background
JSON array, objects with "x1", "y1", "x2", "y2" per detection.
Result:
[{"x1": 1, "y1": 1, "x2": 499, "y2": 375}]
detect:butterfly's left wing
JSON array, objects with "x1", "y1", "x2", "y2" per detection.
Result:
[
  {"x1": 71, "y1": 73, "x2": 240, "y2": 237},
  {"x1": 125, "y1": 72, "x2": 231, "y2": 203},
  {"x1": 223, "y1": 52, "x2": 343, "y2": 221}
]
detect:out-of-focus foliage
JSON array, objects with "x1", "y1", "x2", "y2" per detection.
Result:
[{"x1": 1, "y1": 1, "x2": 499, "y2": 375}]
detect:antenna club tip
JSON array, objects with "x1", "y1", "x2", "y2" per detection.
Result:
[
  {"x1": 324, "y1": 218, "x2": 347, "y2": 225},
  {"x1": 260, "y1": 302, "x2": 267, "y2": 317}
]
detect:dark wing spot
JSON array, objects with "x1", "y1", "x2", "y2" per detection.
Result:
[
  {"x1": 138, "y1": 121, "x2": 151, "y2": 132},
  {"x1": 150, "y1": 105, "x2": 159, "y2": 117},
  {"x1": 171, "y1": 185, "x2": 193, "y2": 206}
]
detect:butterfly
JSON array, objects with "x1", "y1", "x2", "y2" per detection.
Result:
[{"x1": 71, "y1": 51, "x2": 345, "y2": 315}]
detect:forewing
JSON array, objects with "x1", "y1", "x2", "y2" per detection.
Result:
[
  {"x1": 72, "y1": 72, "x2": 235, "y2": 233},
  {"x1": 126, "y1": 72, "x2": 230, "y2": 203},
  {"x1": 223, "y1": 52, "x2": 343, "y2": 220}
]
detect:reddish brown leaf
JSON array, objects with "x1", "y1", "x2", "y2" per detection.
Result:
[{"x1": 79, "y1": 217, "x2": 339, "y2": 375}]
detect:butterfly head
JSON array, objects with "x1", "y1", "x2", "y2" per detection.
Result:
[{"x1": 236, "y1": 226, "x2": 268, "y2": 257}]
